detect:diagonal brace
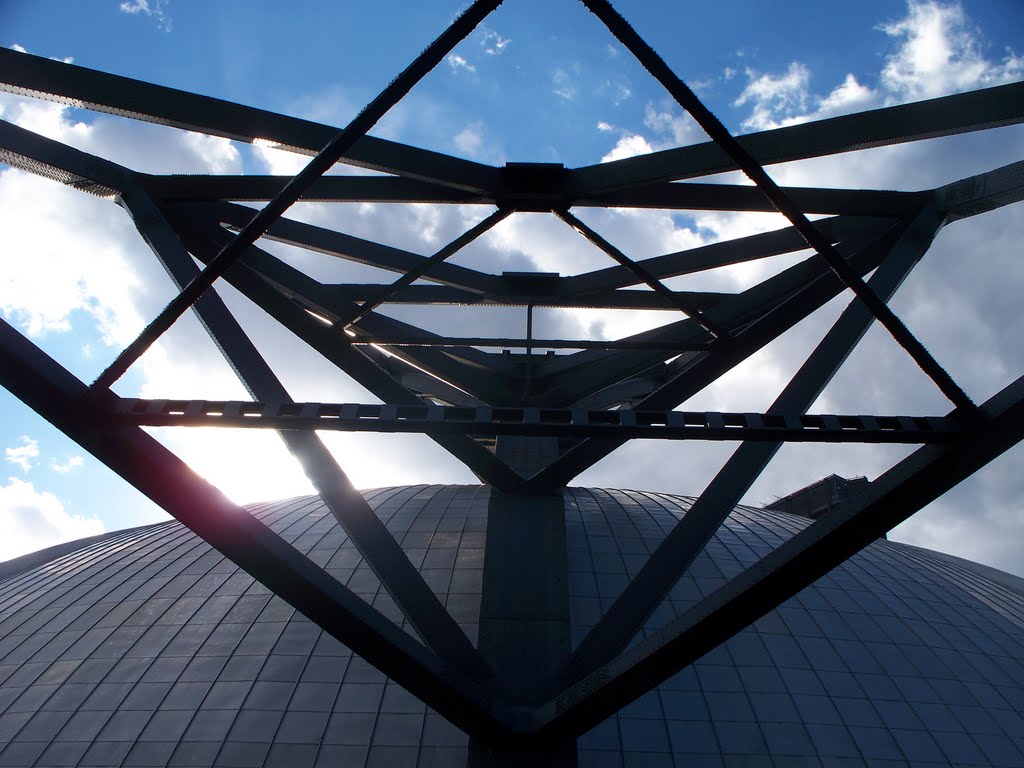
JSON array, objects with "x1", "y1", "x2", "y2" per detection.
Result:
[
  {"x1": 559, "y1": 205, "x2": 947, "y2": 683},
  {"x1": 0, "y1": 317, "x2": 514, "y2": 740},
  {"x1": 119, "y1": 184, "x2": 492, "y2": 679},
  {"x1": 581, "y1": 0, "x2": 973, "y2": 412},
  {"x1": 342, "y1": 208, "x2": 511, "y2": 328},
  {"x1": 531, "y1": 372, "x2": 1024, "y2": 742},
  {"x1": 91, "y1": 0, "x2": 502, "y2": 391},
  {"x1": 556, "y1": 209, "x2": 726, "y2": 338}
]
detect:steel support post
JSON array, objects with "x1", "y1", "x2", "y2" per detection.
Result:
[{"x1": 471, "y1": 437, "x2": 576, "y2": 766}]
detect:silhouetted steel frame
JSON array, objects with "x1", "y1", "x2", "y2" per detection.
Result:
[
  {"x1": 91, "y1": 0, "x2": 504, "y2": 391},
  {"x1": 3, "y1": 317, "x2": 1024, "y2": 747},
  {"x1": 560, "y1": 205, "x2": 948, "y2": 682},
  {"x1": 2, "y1": 0, "x2": 1024, "y2": 751},
  {"x1": 0, "y1": 318, "x2": 514, "y2": 741},
  {"x1": 117, "y1": 184, "x2": 493, "y2": 681},
  {"x1": 116, "y1": 397, "x2": 960, "y2": 445}
]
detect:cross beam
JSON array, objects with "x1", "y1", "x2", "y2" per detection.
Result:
[{"x1": 115, "y1": 397, "x2": 959, "y2": 445}]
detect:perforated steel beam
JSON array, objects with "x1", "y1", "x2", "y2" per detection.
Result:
[{"x1": 115, "y1": 397, "x2": 958, "y2": 445}]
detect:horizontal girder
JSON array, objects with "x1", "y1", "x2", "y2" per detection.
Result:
[{"x1": 116, "y1": 398, "x2": 960, "y2": 444}]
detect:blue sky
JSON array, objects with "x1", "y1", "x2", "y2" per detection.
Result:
[{"x1": 1, "y1": 0, "x2": 1023, "y2": 573}]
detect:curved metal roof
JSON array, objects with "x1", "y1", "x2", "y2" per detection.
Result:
[{"x1": 1, "y1": 487, "x2": 1022, "y2": 767}]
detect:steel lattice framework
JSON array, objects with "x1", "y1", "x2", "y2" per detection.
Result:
[{"x1": 2, "y1": 1, "x2": 1024, "y2": 762}]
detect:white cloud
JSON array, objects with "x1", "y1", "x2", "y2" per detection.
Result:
[
  {"x1": 734, "y1": 62, "x2": 811, "y2": 131},
  {"x1": 813, "y1": 74, "x2": 877, "y2": 119},
  {"x1": 597, "y1": 101, "x2": 703, "y2": 163},
  {"x1": 253, "y1": 142, "x2": 309, "y2": 176},
  {"x1": 5, "y1": 436, "x2": 39, "y2": 473},
  {"x1": 50, "y1": 456, "x2": 85, "y2": 474},
  {"x1": 446, "y1": 54, "x2": 476, "y2": 75},
  {"x1": 480, "y1": 28, "x2": 510, "y2": 56},
  {"x1": 118, "y1": 0, "x2": 173, "y2": 32},
  {"x1": 643, "y1": 102, "x2": 703, "y2": 146},
  {"x1": 601, "y1": 133, "x2": 653, "y2": 163},
  {"x1": 553, "y1": 67, "x2": 579, "y2": 101},
  {"x1": 0, "y1": 169, "x2": 148, "y2": 343},
  {"x1": 731, "y1": 1, "x2": 1023, "y2": 132},
  {"x1": 0, "y1": 476, "x2": 104, "y2": 561},
  {"x1": 879, "y1": 0, "x2": 1024, "y2": 101},
  {"x1": 454, "y1": 121, "x2": 485, "y2": 158},
  {"x1": 181, "y1": 132, "x2": 242, "y2": 174}
]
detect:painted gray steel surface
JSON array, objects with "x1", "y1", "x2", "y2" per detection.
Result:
[{"x1": 1, "y1": 487, "x2": 1022, "y2": 767}]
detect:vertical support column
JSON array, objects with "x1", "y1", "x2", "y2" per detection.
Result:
[{"x1": 470, "y1": 437, "x2": 576, "y2": 766}]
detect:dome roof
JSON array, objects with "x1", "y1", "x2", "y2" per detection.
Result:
[{"x1": 1, "y1": 486, "x2": 1023, "y2": 767}]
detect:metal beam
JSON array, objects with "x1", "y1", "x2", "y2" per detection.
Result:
[
  {"x1": 560, "y1": 205, "x2": 946, "y2": 682},
  {"x1": 563, "y1": 215, "x2": 884, "y2": 296},
  {"x1": 199, "y1": 200, "x2": 499, "y2": 295},
  {"x1": 934, "y1": 160, "x2": 1024, "y2": 221},
  {"x1": 329, "y1": 335, "x2": 713, "y2": 351},
  {"x1": 0, "y1": 118, "x2": 129, "y2": 195},
  {"x1": 115, "y1": 397, "x2": 959, "y2": 445},
  {"x1": 556, "y1": 209, "x2": 725, "y2": 338},
  {"x1": 172, "y1": 217, "x2": 526, "y2": 490},
  {"x1": 143, "y1": 174, "x2": 485, "y2": 204},
  {"x1": 0, "y1": 316, "x2": 514, "y2": 740},
  {"x1": 119, "y1": 184, "x2": 492, "y2": 680},
  {"x1": 0, "y1": 46, "x2": 503, "y2": 194},
  {"x1": 142, "y1": 172, "x2": 928, "y2": 216},
  {"x1": 579, "y1": 183, "x2": 931, "y2": 216},
  {"x1": 523, "y1": 223, "x2": 907, "y2": 484},
  {"x1": 531, "y1": 372, "x2": 1024, "y2": 741},
  {"x1": 322, "y1": 284, "x2": 728, "y2": 312},
  {"x1": 567, "y1": 80, "x2": 1024, "y2": 195}
]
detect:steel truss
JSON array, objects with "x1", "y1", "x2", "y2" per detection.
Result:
[{"x1": 1, "y1": 0, "x2": 1023, "y2": 759}]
